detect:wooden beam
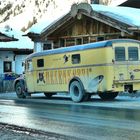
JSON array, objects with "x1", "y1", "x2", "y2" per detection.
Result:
[
  {"x1": 57, "y1": 32, "x2": 121, "y2": 39},
  {"x1": 83, "y1": 11, "x2": 134, "y2": 35}
]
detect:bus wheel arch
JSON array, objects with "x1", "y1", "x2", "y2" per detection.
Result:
[{"x1": 69, "y1": 77, "x2": 85, "y2": 102}]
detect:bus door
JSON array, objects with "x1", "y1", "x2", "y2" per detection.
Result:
[{"x1": 25, "y1": 60, "x2": 34, "y2": 92}]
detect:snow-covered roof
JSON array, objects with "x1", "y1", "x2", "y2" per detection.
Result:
[
  {"x1": 0, "y1": 27, "x2": 33, "y2": 50},
  {"x1": 92, "y1": 4, "x2": 140, "y2": 27},
  {"x1": 27, "y1": 13, "x2": 69, "y2": 35},
  {"x1": 26, "y1": 8, "x2": 70, "y2": 35},
  {"x1": 0, "y1": 27, "x2": 18, "y2": 39},
  {"x1": 27, "y1": 3, "x2": 140, "y2": 35}
]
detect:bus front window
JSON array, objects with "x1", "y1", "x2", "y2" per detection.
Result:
[
  {"x1": 128, "y1": 47, "x2": 138, "y2": 61},
  {"x1": 115, "y1": 47, "x2": 125, "y2": 61}
]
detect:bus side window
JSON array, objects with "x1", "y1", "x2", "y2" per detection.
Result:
[
  {"x1": 115, "y1": 47, "x2": 125, "y2": 61},
  {"x1": 37, "y1": 59, "x2": 44, "y2": 67},
  {"x1": 72, "y1": 54, "x2": 81, "y2": 64},
  {"x1": 128, "y1": 47, "x2": 138, "y2": 61}
]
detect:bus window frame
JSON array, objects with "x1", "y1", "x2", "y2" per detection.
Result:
[
  {"x1": 115, "y1": 47, "x2": 126, "y2": 61},
  {"x1": 37, "y1": 59, "x2": 44, "y2": 68},
  {"x1": 25, "y1": 60, "x2": 33, "y2": 72},
  {"x1": 71, "y1": 54, "x2": 81, "y2": 64},
  {"x1": 128, "y1": 47, "x2": 138, "y2": 61}
]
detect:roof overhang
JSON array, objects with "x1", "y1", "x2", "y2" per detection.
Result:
[
  {"x1": 119, "y1": 0, "x2": 140, "y2": 8},
  {"x1": 24, "y1": 32, "x2": 41, "y2": 42},
  {"x1": 0, "y1": 33, "x2": 18, "y2": 42},
  {"x1": 0, "y1": 48, "x2": 33, "y2": 52},
  {"x1": 128, "y1": 27, "x2": 140, "y2": 31}
]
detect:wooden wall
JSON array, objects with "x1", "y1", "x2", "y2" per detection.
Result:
[{"x1": 44, "y1": 14, "x2": 138, "y2": 49}]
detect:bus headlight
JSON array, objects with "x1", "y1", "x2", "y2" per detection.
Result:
[
  {"x1": 130, "y1": 72, "x2": 135, "y2": 80},
  {"x1": 119, "y1": 73, "x2": 124, "y2": 80},
  {"x1": 98, "y1": 75, "x2": 104, "y2": 83}
]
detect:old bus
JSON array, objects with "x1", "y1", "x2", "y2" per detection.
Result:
[{"x1": 14, "y1": 39, "x2": 140, "y2": 102}]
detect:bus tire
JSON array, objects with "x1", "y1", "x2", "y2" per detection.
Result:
[
  {"x1": 69, "y1": 81, "x2": 85, "y2": 102},
  {"x1": 15, "y1": 82, "x2": 26, "y2": 98},
  {"x1": 99, "y1": 92, "x2": 118, "y2": 100}
]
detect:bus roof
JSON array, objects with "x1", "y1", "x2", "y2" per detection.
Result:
[{"x1": 26, "y1": 39, "x2": 140, "y2": 60}]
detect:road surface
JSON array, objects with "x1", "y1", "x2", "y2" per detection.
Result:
[{"x1": 0, "y1": 92, "x2": 140, "y2": 140}]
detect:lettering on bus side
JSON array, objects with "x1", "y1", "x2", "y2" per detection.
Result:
[{"x1": 45, "y1": 68, "x2": 91, "y2": 84}]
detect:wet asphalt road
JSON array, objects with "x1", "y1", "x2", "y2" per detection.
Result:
[{"x1": 1, "y1": 93, "x2": 140, "y2": 140}]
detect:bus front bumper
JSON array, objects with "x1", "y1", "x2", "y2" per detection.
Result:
[{"x1": 113, "y1": 79, "x2": 140, "y2": 93}]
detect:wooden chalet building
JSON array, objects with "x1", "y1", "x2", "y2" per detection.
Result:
[{"x1": 27, "y1": 3, "x2": 140, "y2": 52}]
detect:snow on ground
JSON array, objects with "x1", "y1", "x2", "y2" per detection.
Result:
[{"x1": 0, "y1": 123, "x2": 65, "y2": 140}]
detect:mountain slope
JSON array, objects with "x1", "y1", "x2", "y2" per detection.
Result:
[{"x1": 0, "y1": 0, "x2": 90, "y2": 31}]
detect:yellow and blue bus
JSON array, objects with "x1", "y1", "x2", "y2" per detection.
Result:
[{"x1": 14, "y1": 39, "x2": 140, "y2": 102}]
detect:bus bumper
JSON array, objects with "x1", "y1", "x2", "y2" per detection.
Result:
[{"x1": 113, "y1": 80, "x2": 140, "y2": 93}]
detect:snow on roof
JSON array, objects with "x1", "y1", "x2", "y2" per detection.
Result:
[
  {"x1": 0, "y1": 27, "x2": 33, "y2": 50},
  {"x1": 92, "y1": 4, "x2": 140, "y2": 27},
  {"x1": 26, "y1": 8, "x2": 70, "y2": 35},
  {"x1": 0, "y1": 26, "x2": 20, "y2": 39},
  {"x1": 26, "y1": 20, "x2": 54, "y2": 35},
  {"x1": 27, "y1": 4, "x2": 140, "y2": 35}
]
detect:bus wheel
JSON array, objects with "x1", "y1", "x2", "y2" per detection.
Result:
[
  {"x1": 15, "y1": 82, "x2": 26, "y2": 98},
  {"x1": 69, "y1": 81, "x2": 85, "y2": 102},
  {"x1": 99, "y1": 92, "x2": 118, "y2": 100},
  {"x1": 44, "y1": 93, "x2": 54, "y2": 98}
]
